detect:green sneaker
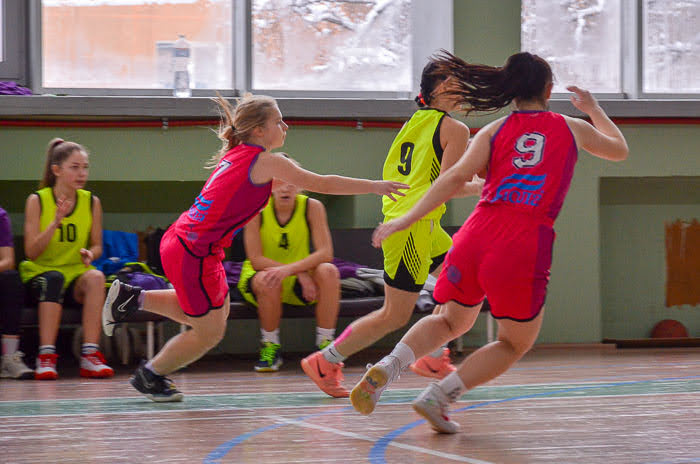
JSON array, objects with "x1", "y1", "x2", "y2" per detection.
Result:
[{"x1": 255, "y1": 342, "x2": 282, "y2": 372}]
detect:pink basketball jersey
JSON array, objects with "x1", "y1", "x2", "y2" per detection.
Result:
[
  {"x1": 173, "y1": 143, "x2": 272, "y2": 257},
  {"x1": 478, "y1": 111, "x2": 578, "y2": 223}
]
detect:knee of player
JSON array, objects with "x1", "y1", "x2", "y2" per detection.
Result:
[
  {"x1": 82, "y1": 269, "x2": 106, "y2": 289},
  {"x1": 314, "y1": 262, "x2": 340, "y2": 284},
  {"x1": 378, "y1": 307, "x2": 412, "y2": 331},
  {"x1": 40, "y1": 271, "x2": 66, "y2": 302},
  {"x1": 198, "y1": 321, "x2": 227, "y2": 345},
  {"x1": 499, "y1": 335, "x2": 534, "y2": 357}
]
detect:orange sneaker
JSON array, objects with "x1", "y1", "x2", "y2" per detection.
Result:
[
  {"x1": 409, "y1": 348, "x2": 456, "y2": 379},
  {"x1": 35, "y1": 353, "x2": 58, "y2": 380},
  {"x1": 80, "y1": 351, "x2": 114, "y2": 378},
  {"x1": 301, "y1": 351, "x2": 349, "y2": 398}
]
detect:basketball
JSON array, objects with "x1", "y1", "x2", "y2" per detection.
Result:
[{"x1": 650, "y1": 319, "x2": 690, "y2": 338}]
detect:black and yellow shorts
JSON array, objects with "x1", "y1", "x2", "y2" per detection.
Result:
[
  {"x1": 237, "y1": 260, "x2": 313, "y2": 307},
  {"x1": 382, "y1": 218, "x2": 452, "y2": 292}
]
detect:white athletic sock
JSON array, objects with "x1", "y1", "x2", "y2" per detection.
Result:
[
  {"x1": 316, "y1": 327, "x2": 335, "y2": 348},
  {"x1": 387, "y1": 342, "x2": 416, "y2": 372},
  {"x1": 260, "y1": 328, "x2": 280, "y2": 345},
  {"x1": 322, "y1": 341, "x2": 346, "y2": 364},
  {"x1": 429, "y1": 344, "x2": 447, "y2": 358},
  {"x1": 2, "y1": 337, "x2": 19, "y2": 356},
  {"x1": 438, "y1": 371, "x2": 467, "y2": 402},
  {"x1": 81, "y1": 343, "x2": 99, "y2": 356},
  {"x1": 38, "y1": 345, "x2": 56, "y2": 355}
]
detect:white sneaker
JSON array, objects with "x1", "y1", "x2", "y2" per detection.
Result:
[
  {"x1": 80, "y1": 351, "x2": 114, "y2": 378},
  {"x1": 412, "y1": 382, "x2": 460, "y2": 434},
  {"x1": 0, "y1": 351, "x2": 34, "y2": 379},
  {"x1": 350, "y1": 357, "x2": 399, "y2": 415}
]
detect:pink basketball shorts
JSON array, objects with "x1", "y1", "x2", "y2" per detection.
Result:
[
  {"x1": 160, "y1": 227, "x2": 229, "y2": 317},
  {"x1": 433, "y1": 207, "x2": 555, "y2": 322}
]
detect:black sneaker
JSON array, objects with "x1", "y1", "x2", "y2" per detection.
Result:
[
  {"x1": 102, "y1": 279, "x2": 142, "y2": 336},
  {"x1": 130, "y1": 361, "x2": 184, "y2": 402}
]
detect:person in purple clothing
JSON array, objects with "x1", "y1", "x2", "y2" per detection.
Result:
[{"x1": 0, "y1": 207, "x2": 34, "y2": 379}]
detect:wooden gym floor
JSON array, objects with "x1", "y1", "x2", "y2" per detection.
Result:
[{"x1": 0, "y1": 345, "x2": 698, "y2": 463}]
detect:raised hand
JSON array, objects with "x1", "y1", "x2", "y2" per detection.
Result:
[
  {"x1": 566, "y1": 86, "x2": 600, "y2": 115},
  {"x1": 374, "y1": 181, "x2": 409, "y2": 202},
  {"x1": 54, "y1": 196, "x2": 73, "y2": 225}
]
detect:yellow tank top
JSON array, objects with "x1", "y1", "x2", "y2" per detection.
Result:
[
  {"x1": 19, "y1": 188, "x2": 94, "y2": 287},
  {"x1": 382, "y1": 108, "x2": 448, "y2": 220},
  {"x1": 257, "y1": 194, "x2": 310, "y2": 265}
]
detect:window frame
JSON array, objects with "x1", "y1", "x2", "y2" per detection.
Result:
[
  {"x1": 0, "y1": 0, "x2": 692, "y2": 119},
  {"x1": 29, "y1": 0, "x2": 452, "y2": 99},
  {"x1": 0, "y1": 0, "x2": 26, "y2": 83}
]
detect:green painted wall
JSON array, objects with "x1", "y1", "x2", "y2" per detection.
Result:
[{"x1": 1, "y1": 2, "x2": 698, "y2": 349}]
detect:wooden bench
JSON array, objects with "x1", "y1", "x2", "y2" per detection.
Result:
[{"x1": 16, "y1": 228, "x2": 495, "y2": 363}]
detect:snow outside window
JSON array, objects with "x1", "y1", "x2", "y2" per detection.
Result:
[
  {"x1": 644, "y1": 0, "x2": 700, "y2": 93},
  {"x1": 521, "y1": 0, "x2": 622, "y2": 93},
  {"x1": 252, "y1": 0, "x2": 412, "y2": 92}
]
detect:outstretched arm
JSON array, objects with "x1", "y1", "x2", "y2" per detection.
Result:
[
  {"x1": 372, "y1": 126, "x2": 492, "y2": 247},
  {"x1": 251, "y1": 152, "x2": 409, "y2": 201}
]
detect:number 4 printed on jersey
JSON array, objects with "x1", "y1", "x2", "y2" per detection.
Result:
[{"x1": 513, "y1": 133, "x2": 545, "y2": 169}]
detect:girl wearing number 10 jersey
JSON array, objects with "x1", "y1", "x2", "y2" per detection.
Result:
[{"x1": 352, "y1": 51, "x2": 628, "y2": 433}]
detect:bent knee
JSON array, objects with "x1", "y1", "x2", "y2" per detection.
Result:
[
  {"x1": 314, "y1": 262, "x2": 340, "y2": 283},
  {"x1": 82, "y1": 269, "x2": 106, "y2": 287}
]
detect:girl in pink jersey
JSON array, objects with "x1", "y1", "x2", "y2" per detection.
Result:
[
  {"x1": 102, "y1": 94, "x2": 408, "y2": 402},
  {"x1": 350, "y1": 51, "x2": 628, "y2": 432}
]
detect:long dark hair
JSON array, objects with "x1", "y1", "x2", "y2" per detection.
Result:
[
  {"x1": 40, "y1": 138, "x2": 86, "y2": 188},
  {"x1": 427, "y1": 50, "x2": 553, "y2": 114}
]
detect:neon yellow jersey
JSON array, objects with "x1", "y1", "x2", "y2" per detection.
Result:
[
  {"x1": 382, "y1": 108, "x2": 448, "y2": 220},
  {"x1": 19, "y1": 188, "x2": 94, "y2": 288},
  {"x1": 256, "y1": 194, "x2": 310, "y2": 265}
]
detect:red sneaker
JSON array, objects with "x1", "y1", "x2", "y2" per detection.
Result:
[
  {"x1": 35, "y1": 353, "x2": 59, "y2": 380},
  {"x1": 80, "y1": 351, "x2": 114, "y2": 378},
  {"x1": 409, "y1": 348, "x2": 456, "y2": 379},
  {"x1": 301, "y1": 351, "x2": 349, "y2": 398}
]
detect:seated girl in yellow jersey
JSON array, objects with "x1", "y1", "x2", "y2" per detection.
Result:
[
  {"x1": 302, "y1": 57, "x2": 483, "y2": 397},
  {"x1": 238, "y1": 171, "x2": 347, "y2": 396},
  {"x1": 19, "y1": 139, "x2": 113, "y2": 380}
]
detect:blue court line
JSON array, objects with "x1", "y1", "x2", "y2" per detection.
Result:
[
  {"x1": 368, "y1": 374, "x2": 700, "y2": 464},
  {"x1": 202, "y1": 406, "x2": 351, "y2": 463}
]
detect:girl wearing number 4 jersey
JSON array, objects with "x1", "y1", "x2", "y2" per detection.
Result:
[
  {"x1": 351, "y1": 51, "x2": 628, "y2": 433},
  {"x1": 102, "y1": 93, "x2": 407, "y2": 402},
  {"x1": 302, "y1": 58, "x2": 484, "y2": 397}
]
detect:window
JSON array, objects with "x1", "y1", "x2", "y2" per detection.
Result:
[
  {"x1": 521, "y1": 0, "x2": 699, "y2": 97},
  {"x1": 644, "y1": 0, "x2": 700, "y2": 93},
  {"x1": 41, "y1": 0, "x2": 233, "y2": 91},
  {"x1": 33, "y1": 0, "x2": 448, "y2": 96},
  {"x1": 0, "y1": 0, "x2": 25, "y2": 82},
  {"x1": 251, "y1": 0, "x2": 412, "y2": 92},
  {"x1": 521, "y1": 0, "x2": 622, "y2": 94}
]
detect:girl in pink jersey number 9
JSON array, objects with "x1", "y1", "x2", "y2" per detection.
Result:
[
  {"x1": 351, "y1": 51, "x2": 628, "y2": 431},
  {"x1": 102, "y1": 94, "x2": 408, "y2": 402}
]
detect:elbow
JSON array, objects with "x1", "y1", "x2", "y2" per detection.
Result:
[{"x1": 614, "y1": 144, "x2": 629, "y2": 162}]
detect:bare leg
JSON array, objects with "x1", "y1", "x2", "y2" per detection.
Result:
[
  {"x1": 38, "y1": 302, "x2": 62, "y2": 347},
  {"x1": 73, "y1": 270, "x2": 106, "y2": 344},
  {"x1": 149, "y1": 295, "x2": 231, "y2": 375},
  {"x1": 251, "y1": 272, "x2": 283, "y2": 332},
  {"x1": 312, "y1": 262, "x2": 340, "y2": 330},
  {"x1": 141, "y1": 289, "x2": 191, "y2": 325},
  {"x1": 455, "y1": 309, "x2": 544, "y2": 389},
  {"x1": 333, "y1": 284, "x2": 419, "y2": 357},
  {"x1": 401, "y1": 301, "x2": 481, "y2": 359}
]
